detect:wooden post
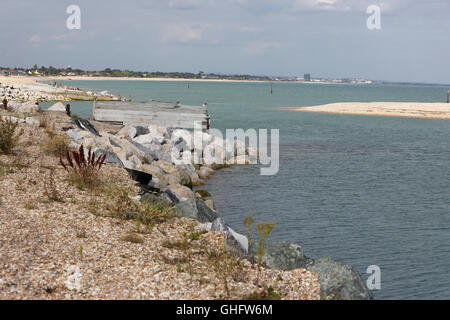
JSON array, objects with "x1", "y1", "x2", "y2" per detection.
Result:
[
  {"x1": 93, "y1": 98, "x2": 97, "y2": 119},
  {"x1": 447, "y1": 90, "x2": 449, "y2": 103},
  {"x1": 65, "y1": 104, "x2": 71, "y2": 117},
  {"x1": 188, "y1": 81, "x2": 190, "y2": 89},
  {"x1": 270, "y1": 81, "x2": 273, "y2": 94}
]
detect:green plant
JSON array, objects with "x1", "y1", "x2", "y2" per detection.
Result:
[
  {"x1": 195, "y1": 189, "x2": 212, "y2": 200},
  {"x1": 77, "y1": 231, "x2": 87, "y2": 239},
  {"x1": 39, "y1": 114, "x2": 49, "y2": 128},
  {"x1": 87, "y1": 198, "x2": 101, "y2": 216},
  {"x1": 24, "y1": 201, "x2": 36, "y2": 210},
  {"x1": 121, "y1": 232, "x2": 144, "y2": 244},
  {"x1": 43, "y1": 168, "x2": 64, "y2": 202},
  {"x1": 71, "y1": 114, "x2": 80, "y2": 121},
  {"x1": 162, "y1": 238, "x2": 190, "y2": 251},
  {"x1": 188, "y1": 230, "x2": 207, "y2": 241},
  {"x1": 104, "y1": 185, "x2": 173, "y2": 226},
  {"x1": 244, "y1": 214, "x2": 255, "y2": 264},
  {"x1": 59, "y1": 145, "x2": 106, "y2": 190},
  {"x1": 208, "y1": 246, "x2": 245, "y2": 298},
  {"x1": 46, "y1": 134, "x2": 71, "y2": 157},
  {"x1": 256, "y1": 222, "x2": 275, "y2": 266},
  {"x1": 0, "y1": 117, "x2": 20, "y2": 155},
  {"x1": 244, "y1": 216, "x2": 275, "y2": 286},
  {"x1": 245, "y1": 286, "x2": 283, "y2": 300}
]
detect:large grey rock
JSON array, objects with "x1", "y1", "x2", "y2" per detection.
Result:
[
  {"x1": 66, "y1": 129, "x2": 84, "y2": 143},
  {"x1": 125, "y1": 168, "x2": 152, "y2": 185},
  {"x1": 168, "y1": 183, "x2": 194, "y2": 201},
  {"x1": 307, "y1": 257, "x2": 373, "y2": 300},
  {"x1": 157, "y1": 144, "x2": 175, "y2": 163},
  {"x1": 195, "y1": 199, "x2": 219, "y2": 222},
  {"x1": 94, "y1": 149, "x2": 123, "y2": 166},
  {"x1": 140, "y1": 193, "x2": 172, "y2": 207},
  {"x1": 135, "y1": 126, "x2": 149, "y2": 137},
  {"x1": 17, "y1": 101, "x2": 40, "y2": 113},
  {"x1": 160, "y1": 189, "x2": 182, "y2": 205},
  {"x1": 117, "y1": 125, "x2": 137, "y2": 139},
  {"x1": 25, "y1": 117, "x2": 39, "y2": 125},
  {"x1": 133, "y1": 133, "x2": 153, "y2": 145},
  {"x1": 173, "y1": 198, "x2": 199, "y2": 221},
  {"x1": 128, "y1": 141, "x2": 156, "y2": 163},
  {"x1": 262, "y1": 242, "x2": 314, "y2": 270},
  {"x1": 173, "y1": 198, "x2": 220, "y2": 224},
  {"x1": 211, "y1": 218, "x2": 248, "y2": 258},
  {"x1": 227, "y1": 227, "x2": 249, "y2": 256},
  {"x1": 141, "y1": 182, "x2": 182, "y2": 205},
  {"x1": 6, "y1": 101, "x2": 22, "y2": 111}
]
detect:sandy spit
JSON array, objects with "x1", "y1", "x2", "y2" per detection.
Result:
[{"x1": 287, "y1": 102, "x2": 450, "y2": 120}]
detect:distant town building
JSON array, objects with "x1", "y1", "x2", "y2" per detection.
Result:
[{"x1": 304, "y1": 73, "x2": 311, "y2": 81}]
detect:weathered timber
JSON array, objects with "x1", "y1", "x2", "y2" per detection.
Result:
[{"x1": 93, "y1": 100, "x2": 210, "y2": 131}]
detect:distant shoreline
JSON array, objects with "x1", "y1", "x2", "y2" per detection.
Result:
[
  {"x1": 2, "y1": 75, "x2": 376, "y2": 85},
  {"x1": 288, "y1": 102, "x2": 450, "y2": 120},
  {"x1": 1, "y1": 76, "x2": 267, "y2": 84}
]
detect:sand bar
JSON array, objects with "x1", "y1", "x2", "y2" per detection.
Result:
[{"x1": 288, "y1": 102, "x2": 450, "y2": 120}]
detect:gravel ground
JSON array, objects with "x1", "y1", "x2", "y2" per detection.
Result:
[{"x1": 0, "y1": 110, "x2": 321, "y2": 300}]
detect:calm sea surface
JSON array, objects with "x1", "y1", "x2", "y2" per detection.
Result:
[{"x1": 43, "y1": 80, "x2": 450, "y2": 299}]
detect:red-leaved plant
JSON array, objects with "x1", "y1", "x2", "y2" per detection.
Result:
[{"x1": 59, "y1": 144, "x2": 106, "y2": 189}]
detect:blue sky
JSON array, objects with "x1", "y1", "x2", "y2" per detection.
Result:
[{"x1": 1, "y1": 0, "x2": 450, "y2": 83}]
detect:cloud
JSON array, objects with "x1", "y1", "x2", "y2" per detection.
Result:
[
  {"x1": 2, "y1": 0, "x2": 450, "y2": 83},
  {"x1": 231, "y1": 0, "x2": 414, "y2": 14},
  {"x1": 244, "y1": 41, "x2": 278, "y2": 55},
  {"x1": 160, "y1": 24, "x2": 212, "y2": 43},
  {"x1": 167, "y1": 0, "x2": 213, "y2": 10},
  {"x1": 28, "y1": 35, "x2": 41, "y2": 43}
]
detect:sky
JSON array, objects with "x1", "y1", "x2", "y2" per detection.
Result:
[{"x1": 1, "y1": 0, "x2": 450, "y2": 83}]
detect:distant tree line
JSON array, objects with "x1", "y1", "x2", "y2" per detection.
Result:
[{"x1": 0, "y1": 65, "x2": 272, "y2": 81}]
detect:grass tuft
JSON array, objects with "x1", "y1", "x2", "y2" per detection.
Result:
[{"x1": 0, "y1": 117, "x2": 21, "y2": 155}]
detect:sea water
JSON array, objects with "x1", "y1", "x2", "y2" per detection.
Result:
[{"x1": 42, "y1": 80, "x2": 450, "y2": 299}]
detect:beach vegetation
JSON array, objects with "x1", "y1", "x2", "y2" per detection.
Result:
[
  {"x1": 244, "y1": 214, "x2": 255, "y2": 264},
  {"x1": 77, "y1": 231, "x2": 87, "y2": 239},
  {"x1": 208, "y1": 245, "x2": 246, "y2": 298},
  {"x1": 256, "y1": 222, "x2": 275, "y2": 266},
  {"x1": 104, "y1": 185, "x2": 174, "y2": 226},
  {"x1": 188, "y1": 230, "x2": 207, "y2": 241},
  {"x1": 79, "y1": 244, "x2": 84, "y2": 261},
  {"x1": 0, "y1": 117, "x2": 21, "y2": 155},
  {"x1": 162, "y1": 237, "x2": 190, "y2": 251},
  {"x1": 244, "y1": 286, "x2": 283, "y2": 300},
  {"x1": 43, "y1": 168, "x2": 65, "y2": 202},
  {"x1": 121, "y1": 232, "x2": 144, "y2": 244},
  {"x1": 46, "y1": 134, "x2": 71, "y2": 157},
  {"x1": 38, "y1": 114, "x2": 49, "y2": 128},
  {"x1": 24, "y1": 200, "x2": 37, "y2": 210},
  {"x1": 244, "y1": 215, "x2": 275, "y2": 286},
  {"x1": 195, "y1": 189, "x2": 211, "y2": 200},
  {"x1": 59, "y1": 144, "x2": 106, "y2": 190}
]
